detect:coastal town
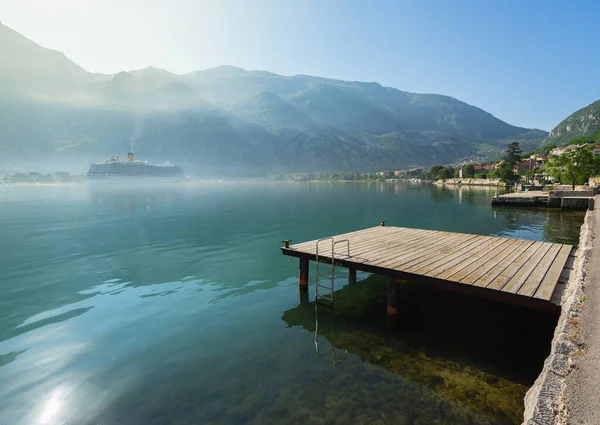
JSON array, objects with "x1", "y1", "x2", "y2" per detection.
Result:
[{"x1": 273, "y1": 136, "x2": 600, "y2": 192}]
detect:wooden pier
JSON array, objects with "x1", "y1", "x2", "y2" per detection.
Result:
[{"x1": 281, "y1": 224, "x2": 575, "y2": 313}]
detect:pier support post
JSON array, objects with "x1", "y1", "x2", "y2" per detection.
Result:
[
  {"x1": 348, "y1": 268, "x2": 357, "y2": 285},
  {"x1": 299, "y1": 289, "x2": 309, "y2": 304},
  {"x1": 298, "y1": 258, "x2": 309, "y2": 292},
  {"x1": 387, "y1": 278, "x2": 399, "y2": 317}
]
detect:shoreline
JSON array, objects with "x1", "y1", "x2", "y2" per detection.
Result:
[
  {"x1": 435, "y1": 178, "x2": 502, "y2": 187},
  {"x1": 523, "y1": 196, "x2": 598, "y2": 424}
]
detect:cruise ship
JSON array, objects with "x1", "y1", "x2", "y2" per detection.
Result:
[{"x1": 86, "y1": 153, "x2": 184, "y2": 183}]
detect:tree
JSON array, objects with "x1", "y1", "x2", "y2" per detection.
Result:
[
  {"x1": 505, "y1": 142, "x2": 522, "y2": 169},
  {"x1": 429, "y1": 165, "x2": 444, "y2": 176},
  {"x1": 463, "y1": 164, "x2": 475, "y2": 178},
  {"x1": 524, "y1": 167, "x2": 538, "y2": 184},
  {"x1": 546, "y1": 147, "x2": 600, "y2": 190},
  {"x1": 437, "y1": 166, "x2": 455, "y2": 180},
  {"x1": 496, "y1": 162, "x2": 519, "y2": 186}
]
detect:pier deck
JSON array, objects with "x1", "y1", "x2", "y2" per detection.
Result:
[{"x1": 281, "y1": 225, "x2": 575, "y2": 312}]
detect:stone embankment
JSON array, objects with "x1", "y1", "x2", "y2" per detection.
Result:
[
  {"x1": 523, "y1": 195, "x2": 599, "y2": 424},
  {"x1": 435, "y1": 178, "x2": 501, "y2": 186},
  {"x1": 492, "y1": 188, "x2": 597, "y2": 210}
]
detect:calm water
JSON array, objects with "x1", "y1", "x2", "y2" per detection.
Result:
[{"x1": 0, "y1": 183, "x2": 585, "y2": 425}]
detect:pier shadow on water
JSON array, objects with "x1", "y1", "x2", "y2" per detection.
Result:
[{"x1": 282, "y1": 275, "x2": 558, "y2": 425}]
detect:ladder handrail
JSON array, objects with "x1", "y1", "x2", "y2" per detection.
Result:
[
  {"x1": 315, "y1": 237, "x2": 334, "y2": 262},
  {"x1": 315, "y1": 238, "x2": 351, "y2": 306},
  {"x1": 315, "y1": 238, "x2": 334, "y2": 288},
  {"x1": 332, "y1": 239, "x2": 350, "y2": 259}
]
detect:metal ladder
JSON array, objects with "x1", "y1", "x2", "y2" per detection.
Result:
[{"x1": 315, "y1": 237, "x2": 350, "y2": 306}]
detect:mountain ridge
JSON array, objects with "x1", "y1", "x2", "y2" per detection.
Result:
[
  {"x1": 0, "y1": 22, "x2": 548, "y2": 175},
  {"x1": 544, "y1": 99, "x2": 600, "y2": 146}
]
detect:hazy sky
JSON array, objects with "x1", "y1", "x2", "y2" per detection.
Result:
[{"x1": 1, "y1": 0, "x2": 599, "y2": 130}]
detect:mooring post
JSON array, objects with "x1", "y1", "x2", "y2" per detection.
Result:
[
  {"x1": 387, "y1": 278, "x2": 399, "y2": 317},
  {"x1": 380, "y1": 220, "x2": 386, "y2": 227},
  {"x1": 298, "y1": 258, "x2": 309, "y2": 292},
  {"x1": 348, "y1": 268, "x2": 357, "y2": 285}
]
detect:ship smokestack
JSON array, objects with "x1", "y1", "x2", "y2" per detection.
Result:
[{"x1": 127, "y1": 152, "x2": 134, "y2": 162}]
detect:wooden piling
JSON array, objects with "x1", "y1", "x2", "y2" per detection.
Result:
[
  {"x1": 348, "y1": 268, "x2": 357, "y2": 285},
  {"x1": 298, "y1": 258, "x2": 309, "y2": 292},
  {"x1": 387, "y1": 278, "x2": 399, "y2": 317},
  {"x1": 299, "y1": 289, "x2": 309, "y2": 304}
]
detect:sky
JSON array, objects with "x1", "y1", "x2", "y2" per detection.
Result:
[{"x1": 1, "y1": 0, "x2": 599, "y2": 131}]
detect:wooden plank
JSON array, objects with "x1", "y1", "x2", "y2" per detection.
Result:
[
  {"x1": 392, "y1": 233, "x2": 482, "y2": 272},
  {"x1": 473, "y1": 240, "x2": 538, "y2": 289},
  {"x1": 316, "y1": 227, "x2": 430, "y2": 262},
  {"x1": 364, "y1": 229, "x2": 457, "y2": 267},
  {"x1": 501, "y1": 242, "x2": 553, "y2": 294},
  {"x1": 534, "y1": 244, "x2": 574, "y2": 300},
  {"x1": 357, "y1": 229, "x2": 453, "y2": 266},
  {"x1": 421, "y1": 236, "x2": 507, "y2": 279},
  {"x1": 291, "y1": 226, "x2": 385, "y2": 251},
  {"x1": 518, "y1": 244, "x2": 562, "y2": 297},
  {"x1": 403, "y1": 235, "x2": 497, "y2": 275},
  {"x1": 386, "y1": 233, "x2": 479, "y2": 270},
  {"x1": 374, "y1": 231, "x2": 472, "y2": 269},
  {"x1": 292, "y1": 226, "x2": 387, "y2": 250},
  {"x1": 310, "y1": 228, "x2": 435, "y2": 268},
  {"x1": 317, "y1": 227, "x2": 417, "y2": 255},
  {"x1": 442, "y1": 239, "x2": 521, "y2": 282},
  {"x1": 344, "y1": 228, "x2": 431, "y2": 257},
  {"x1": 456, "y1": 239, "x2": 528, "y2": 285}
]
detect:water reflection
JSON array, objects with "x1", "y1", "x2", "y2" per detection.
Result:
[
  {"x1": 282, "y1": 276, "x2": 558, "y2": 424},
  {"x1": 492, "y1": 206, "x2": 585, "y2": 245},
  {"x1": 39, "y1": 388, "x2": 64, "y2": 424}
]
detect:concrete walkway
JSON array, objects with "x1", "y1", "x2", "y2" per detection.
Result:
[{"x1": 566, "y1": 197, "x2": 600, "y2": 424}]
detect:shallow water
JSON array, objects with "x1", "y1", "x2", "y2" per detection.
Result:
[{"x1": 0, "y1": 182, "x2": 585, "y2": 425}]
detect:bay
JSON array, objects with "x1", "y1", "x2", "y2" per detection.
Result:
[{"x1": 0, "y1": 183, "x2": 585, "y2": 425}]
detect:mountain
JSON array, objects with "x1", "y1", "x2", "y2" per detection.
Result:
[
  {"x1": 544, "y1": 99, "x2": 600, "y2": 146},
  {"x1": 0, "y1": 23, "x2": 548, "y2": 175},
  {"x1": 0, "y1": 23, "x2": 95, "y2": 95}
]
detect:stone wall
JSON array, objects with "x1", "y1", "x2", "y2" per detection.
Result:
[
  {"x1": 522, "y1": 205, "x2": 595, "y2": 424},
  {"x1": 491, "y1": 197, "x2": 537, "y2": 206},
  {"x1": 552, "y1": 185, "x2": 598, "y2": 192},
  {"x1": 435, "y1": 178, "x2": 502, "y2": 186},
  {"x1": 560, "y1": 197, "x2": 595, "y2": 210},
  {"x1": 550, "y1": 189, "x2": 597, "y2": 198}
]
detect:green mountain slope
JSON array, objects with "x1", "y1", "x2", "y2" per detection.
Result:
[
  {"x1": 0, "y1": 22, "x2": 548, "y2": 175},
  {"x1": 544, "y1": 99, "x2": 600, "y2": 146}
]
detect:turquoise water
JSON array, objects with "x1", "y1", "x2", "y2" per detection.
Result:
[{"x1": 0, "y1": 183, "x2": 585, "y2": 425}]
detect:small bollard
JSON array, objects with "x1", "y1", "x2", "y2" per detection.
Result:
[
  {"x1": 380, "y1": 220, "x2": 385, "y2": 227},
  {"x1": 282, "y1": 240, "x2": 291, "y2": 248}
]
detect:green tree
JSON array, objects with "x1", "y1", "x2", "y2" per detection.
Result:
[
  {"x1": 546, "y1": 147, "x2": 600, "y2": 190},
  {"x1": 496, "y1": 162, "x2": 519, "y2": 186},
  {"x1": 429, "y1": 165, "x2": 444, "y2": 177},
  {"x1": 438, "y1": 166, "x2": 455, "y2": 180},
  {"x1": 463, "y1": 164, "x2": 475, "y2": 178},
  {"x1": 505, "y1": 142, "x2": 522, "y2": 169}
]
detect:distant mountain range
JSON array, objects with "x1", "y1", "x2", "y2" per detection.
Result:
[
  {"x1": 0, "y1": 22, "x2": 549, "y2": 175},
  {"x1": 543, "y1": 99, "x2": 600, "y2": 147}
]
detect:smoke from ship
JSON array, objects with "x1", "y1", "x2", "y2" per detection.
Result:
[{"x1": 129, "y1": 117, "x2": 144, "y2": 153}]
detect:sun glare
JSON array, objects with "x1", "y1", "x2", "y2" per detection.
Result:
[{"x1": 39, "y1": 389, "x2": 62, "y2": 424}]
